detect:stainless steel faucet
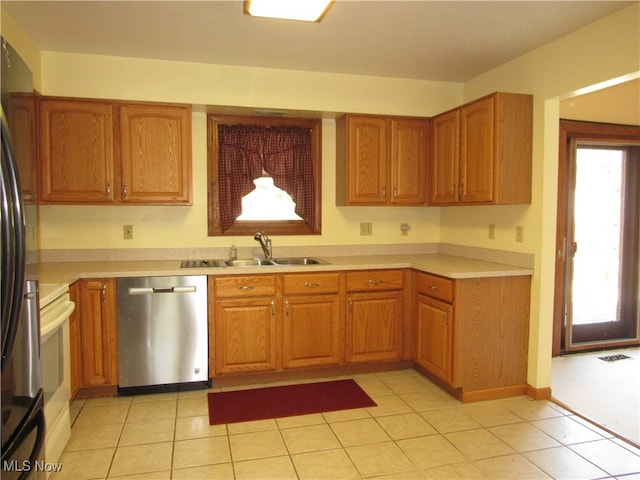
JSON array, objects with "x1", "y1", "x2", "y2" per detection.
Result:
[{"x1": 254, "y1": 232, "x2": 272, "y2": 260}]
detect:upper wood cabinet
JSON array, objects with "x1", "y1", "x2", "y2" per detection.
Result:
[
  {"x1": 119, "y1": 104, "x2": 191, "y2": 204},
  {"x1": 8, "y1": 93, "x2": 38, "y2": 203},
  {"x1": 429, "y1": 92, "x2": 532, "y2": 205},
  {"x1": 336, "y1": 115, "x2": 427, "y2": 205},
  {"x1": 39, "y1": 99, "x2": 115, "y2": 203},
  {"x1": 39, "y1": 98, "x2": 192, "y2": 205}
]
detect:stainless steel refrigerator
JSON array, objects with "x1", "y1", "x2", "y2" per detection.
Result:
[{"x1": 1, "y1": 37, "x2": 45, "y2": 479}]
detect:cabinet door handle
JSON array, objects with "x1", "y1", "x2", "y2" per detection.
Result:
[
  {"x1": 429, "y1": 284, "x2": 438, "y2": 291},
  {"x1": 381, "y1": 187, "x2": 386, "y2": 199},
  {"x1": 123, "y1": 183, "x2": 129, "y2": 200},
  {"x1": 271, "y1": 300, "x2": 275, "y2": 317},
  {"x1": 285, "y1": 300, "x2": 289, "y2": 316},
  {"x1": 101, "y1": 284, "x2": 107, "y2": 303},
  {"x1": 458, "y1": 183, "x2": 464, "y2": 199},
  {"x1": 303, "y1": 281, "x2": 320, "y2": 288},
  {"x1": 348, "y1": 297, "x2": 353, "y2": 313},
  {"x1": 237, "y1": 285, "x2": 255, "y2": 291},
  {"x1": 106, "y1": 182, "x2": 112, "y2": 199},
  {"x1": 393, "y1": 187, "x2": 398, "y2": 199},
  {"x1": 368, "y1": 279, "x2": 384, "y2": 286}
]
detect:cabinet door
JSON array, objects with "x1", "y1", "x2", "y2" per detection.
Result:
[
  {"x1": 282, "y1": 295, "x2": 342, "y2": 369},
  {"x1": 390, "y1": 118, "x2": 427, "y2": 204},
  {"x1": 214, "y1": 298, "x2": 278, "y2": 374},
  {"x1": 416, "y1": 294, "x2": 453, "y2": 384},
  {"x1": 460, "y1": 96, "x2": 494, "y2": 203},
  {"x1": 39, "y1": 99, "x2": 115, "y2": 203},
  {"x1": 79, "y1": 279, "x2": 118, "y2": 387},
  {"x1": 119, "y1": 104, "x2": 192, "y2": 204},
  {"x1": 9, "y1": 93, "x2": 38, "y2": 203},
  {"x1": 68, "y1": 282, "x2": 81, "y2": 400},
  {"x1": 347, "y1": 291, "x2": 403, "y2": 363},
  {"x1": 345, "y1": 116, "x2": 388, "y2": 204},
  {"x1": 429, "y1": 110, "x2": 459, "y2": 205}
]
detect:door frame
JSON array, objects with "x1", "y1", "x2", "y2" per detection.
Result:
[{"x1": 553, "y1": 120, "x2": 640, "y2": 356}]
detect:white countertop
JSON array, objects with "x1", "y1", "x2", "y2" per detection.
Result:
[
  {"x1": 38, "y1": 253, "x2": 533, "y2": 286},
  {"x1": 39, "y1": 282, "x2": 69, "y2": 308}
]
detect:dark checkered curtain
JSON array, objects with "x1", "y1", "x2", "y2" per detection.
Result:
[{"x1": 218, "y1": 124, "x2": 314, "y2": 233}]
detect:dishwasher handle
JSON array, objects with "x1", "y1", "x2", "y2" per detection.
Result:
[{"x1": 128, "y1": 286, "x2": 197, "y2": 295}]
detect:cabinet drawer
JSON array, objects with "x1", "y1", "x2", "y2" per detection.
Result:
[
  {"x1": 416, "y1": 272, "x2": 453, "y2": 303},
  {"x1": 346, "y1": 269, "x2": 403, "y2": 292},
  {"x1": 283, "y1": 272, "x2": 340, "y2": 295},
  {"x1": 214, "y1": 275, "x2": 277, "y2": 298}
]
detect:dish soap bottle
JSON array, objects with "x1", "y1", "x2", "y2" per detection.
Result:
[{"x1": 229, "y1": 242, "x2": 237, "y2": 260}]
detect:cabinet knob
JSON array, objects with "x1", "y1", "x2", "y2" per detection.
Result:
[{"x1": 429, "y1": 285, "x2": 438, "y2": 291}]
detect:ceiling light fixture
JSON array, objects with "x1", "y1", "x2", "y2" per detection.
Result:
[{"x1": 244, "y1": 0, "x2": 334, "y2": 22}]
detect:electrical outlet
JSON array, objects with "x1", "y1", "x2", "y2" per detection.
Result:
[
  {"x1": 515, "y1": 225, "x2": 524, "y2": 243},
  {"x1": 360, "y1": 222, "x2": 372, "y2": 236},
  {"x1": 488, "y1": 224, "x2": 495, "y2": 240},
  {"x1": 400, "y1": 223, "x2": 410, "y2": 236},
  {"x1": 123, "y1": 224, "x2": 134, "y2": 240}
]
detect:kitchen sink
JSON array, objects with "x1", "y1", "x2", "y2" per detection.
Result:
[
  {"x1": 180, "y1": 259, "x2": 224, "y2": 268},
  {"x1": 271, "y1": 257, "x2": 328, "y2": 265},
  {"x1": 180, "y1": 257, "x2": 329, "y2": 268},
  {"x1": 223, "y1": 259, "x2": 277, "y2": 267}
]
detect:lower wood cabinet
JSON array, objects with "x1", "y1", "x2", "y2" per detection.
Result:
[
  {"x1": 414, "y1": 271, "x2": 531, "y2": 402},
  {"x1": 68, "y1": 281, "x2": 81, "y2": 400},
  {"x1": 212, "y1": 275, "x2": 279, "y2": 375},
  {"x1": 282, "y1": 273, "x2": 343, "y2": 369},
  {"x1": 214, "y1": 297, "x2": 279, "y2": 374},
  {"x1": 416, "y1": 294, "x2": 453, "y2": 384},
  {"x1": 211, "y1": 272, "x2": 344, "y2": 375},
  {"x1": 346, "y1": 270, "x2": 404, "y2": 363},
  {"x1": 76, "y1": 278, "x2": 118, "y2": 397}
]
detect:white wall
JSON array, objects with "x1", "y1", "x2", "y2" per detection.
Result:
[
  {"x1": 35, "y1": 51, "x2": 463, "y2": 251},
  {"x1": 455, "y1": 2, "x2": 640, "y2": 390}
]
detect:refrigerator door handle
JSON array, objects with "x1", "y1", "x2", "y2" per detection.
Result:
[{"x1": 1, "y1": 108, "x2": 27, "y2": 371}]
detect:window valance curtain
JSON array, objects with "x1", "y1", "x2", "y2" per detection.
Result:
[{"x1": 217, "y1": 124, "x2": 315, "y2": 233}]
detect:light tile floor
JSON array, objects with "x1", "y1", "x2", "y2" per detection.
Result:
[{"x1": 52, "y1": 369, "x2": 640, "y2": 479}]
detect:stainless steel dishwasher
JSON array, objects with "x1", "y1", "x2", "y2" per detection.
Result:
[{"x1": 117, "y1": 275, "x2": 209, "y2": 394}]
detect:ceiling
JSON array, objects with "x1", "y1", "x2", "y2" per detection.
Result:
[{"x1": 1, "y1": 1, "x2": 633, "y2": 82}]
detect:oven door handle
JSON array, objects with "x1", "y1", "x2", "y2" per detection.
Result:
[{"x1": 40, "y1": 301, "x2": 75, "y2": 338}]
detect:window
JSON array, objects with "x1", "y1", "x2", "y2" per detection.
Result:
[{"x1": 207, "y1": 115, "x2": 321, "y2": 236}]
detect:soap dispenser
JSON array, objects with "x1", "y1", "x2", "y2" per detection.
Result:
[{"x1": 229, "y1": 242, "x2": 237, "y2": 260}]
